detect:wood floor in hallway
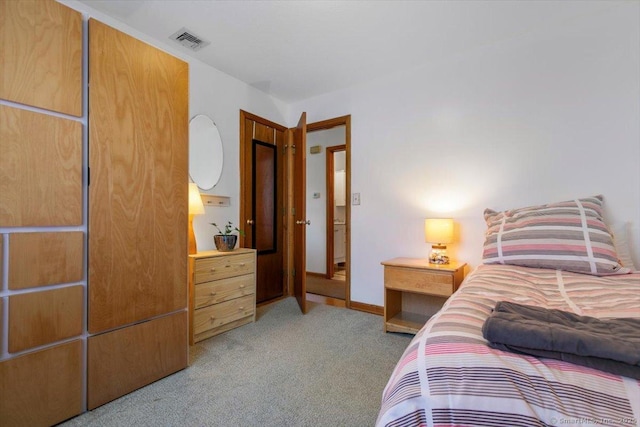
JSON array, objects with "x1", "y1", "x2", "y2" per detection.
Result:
[{"x1": 306, "y1": 272, "x2": 346, "y2": 300}]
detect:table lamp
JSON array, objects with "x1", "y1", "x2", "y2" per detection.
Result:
[
  {"x1": 425, "y1": 218, "x2": 453, "y2": 264},
  {"x1": 188, "y1": 183, "x2": 205, "y2": 254}
]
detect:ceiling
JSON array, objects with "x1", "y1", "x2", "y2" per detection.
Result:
[{"x1": 77, "y1": 0, "x2": 614, "y2": 104}]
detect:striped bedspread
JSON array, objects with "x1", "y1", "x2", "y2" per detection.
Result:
[{"x1": 376, "y1": 264, "x2": 640, "y2": 427}]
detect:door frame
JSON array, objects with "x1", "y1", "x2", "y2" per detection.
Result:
[
  {"x1": 325, "y1": 144, "x2": 346, "y2": 279},
  {"x1": 306, "y1": 115, "x2": 351, "y2": 307}
]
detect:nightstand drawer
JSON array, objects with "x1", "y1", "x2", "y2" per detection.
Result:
[
  {"x1": 194, "y1": 274, "x2": 255, "y2": 309},
  {"x1": 384, "y1": 266, "x2": 454, "y2": 297},
  {"x1": 194, "y1": 252, "x2": 254, "y2": 284},
  {"x1": 193, "y1": 294, "x2": 254, "y2": 336}
]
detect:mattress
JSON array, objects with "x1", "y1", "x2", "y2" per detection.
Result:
[{"x1": 376, "y1": 264, "x2": 640, "y2": 427}]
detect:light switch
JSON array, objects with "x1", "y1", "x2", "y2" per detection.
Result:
[
  {"x1": 352, "y1": 193, "x2": 361, "y2": 205},
  {"x1": 313, "y1": 192, "x2": 321, "y2": 199}
]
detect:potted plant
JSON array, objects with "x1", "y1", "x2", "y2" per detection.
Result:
[{"x1": 211, "y1": 221, "x2": 245, "y2": 252}]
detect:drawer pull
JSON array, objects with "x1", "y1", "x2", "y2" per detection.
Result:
[
  {"x1": 238, "y1": 306, "x2": 244, "y2": 310},
  {"x1": 210, "y1": 316, "x2": 215, "y2": 321},
  {"x1": 239, "y1": 284, "x2": 245, "y2": 289},
  {"x1": 239, "y1": 263, "x2": 246, "y2": 267},
  {"x1": 210, "y1": 268, "x2": 216, "y2": 272},
  {"x1": 210, "y1": 292, "x2": 216, "y2": 296}
]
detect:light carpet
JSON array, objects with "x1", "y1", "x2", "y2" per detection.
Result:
[{"x1": 60, "y1": 297, "x2": 412, "y2": 427}]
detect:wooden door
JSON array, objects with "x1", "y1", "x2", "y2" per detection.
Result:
[
  {"x1": 292, "y1": 113, "x2": 308, "y2": 313},
  {"x1": 88, "y1": 19, "x2": 188, "y2": 332},
  {"x1": 240, "y1": 111, "x2": 287, "y2": 304},
  {"x1": 87, "y1": 19, "x2": 188, "y2": 408},
  {"x1": 0, "y1": 1, "x2": 84, "y2": 424}
]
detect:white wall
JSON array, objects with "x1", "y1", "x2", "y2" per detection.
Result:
[
  {"x1": 187, "y1": 62, "x2": 287, "y2": 251},
  {"x1": 61, "y1": 0, "x2": 288, "y2": 252},
  {"x1": 288, "y1": 2, "x2": 640, "y2": 306},
  {"x1": 63, "y1": 0, "x2": 640, "y2": 307}
]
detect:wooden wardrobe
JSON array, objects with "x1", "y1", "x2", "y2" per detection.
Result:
[
  {"x1": 0, "y1": 1, "x2": 188, "y2": 425},
  {"x1": 86, "y1": 19, "x2": 188, "y2": 410}
]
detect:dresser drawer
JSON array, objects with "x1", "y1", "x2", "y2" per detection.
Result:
[
  {"x1": 384, "y1": 266, "x2": 454, "y2": 297},
  {"x1": 194, "y1": 274, "x2": 255, "y2": 309},
  {"x1": 194, "y1": 252, "x2": 254, "y2": 284},
  {"x1": 193, "y1": 294, "x2": 254, "y2": 336},
  {"x1": 189, "y1": 249, "x2": 257, "y2": 345}
]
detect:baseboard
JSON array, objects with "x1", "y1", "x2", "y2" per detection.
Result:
[{"x1": 349, "y1": 300, "x2": 383, "y2": 316}]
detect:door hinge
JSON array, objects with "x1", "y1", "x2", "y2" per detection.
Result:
[
  {"x1": 283, "y1": 144, "x2": 288, "y2": 155},
  {"x1": 292, "y1": 144, "x2": 296, "y2": 155}
]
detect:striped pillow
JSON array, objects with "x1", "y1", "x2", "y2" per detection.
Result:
[{"x1": 482, "y1": 195, "x2": 630, "y2": 276}]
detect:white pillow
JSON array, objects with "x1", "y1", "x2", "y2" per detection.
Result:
[{"x1": 610, "y1": 222, "x2": 638, "y2": 271}]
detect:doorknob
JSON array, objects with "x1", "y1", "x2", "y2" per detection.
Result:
[{"x1": 246, "y1": 219, "x2": 254, "y2": 225}]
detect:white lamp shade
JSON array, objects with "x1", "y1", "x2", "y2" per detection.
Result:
[
  {"x1": 424, "y1": 218, "x2": 453, "y2": 244},
  {"x1": 188, "y1": 183, "x2": 205, "y2": 215}
]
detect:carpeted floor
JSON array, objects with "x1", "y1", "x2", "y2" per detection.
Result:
[{"x1": 60, "y1": 298, "x2": 412, "y2": 427}]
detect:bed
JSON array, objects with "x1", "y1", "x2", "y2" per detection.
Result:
[{"x1": 376, "y1": 196, "x2": 640, "y2": 427}]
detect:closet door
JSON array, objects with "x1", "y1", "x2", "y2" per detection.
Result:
[
  {"x1": 239, "y1": 111, "x2": 287, "y2": 304},
  {"x1": 88, "y1": 19, "x2": 188, "y2": 332},
  {"x1": 0, "y1": 0, "x2": 82, "y2": 116},
  {"x1": 87, "y1": 19, "x2": 188, "y2": 408},
  {"x1": 0, "y1": 1, "x2": 84, "y2": 425}
]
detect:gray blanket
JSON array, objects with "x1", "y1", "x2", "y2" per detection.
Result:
[{"x1": 482, "y1": 301, "x2": 640, "y2": 379}]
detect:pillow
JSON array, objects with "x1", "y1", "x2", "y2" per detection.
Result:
[
  {"x1": 482, "y1": 195, "x2": 630, "y2": 276},
  {"x1": 610, "y1": 222, "x2": 638, "y2": 271}
]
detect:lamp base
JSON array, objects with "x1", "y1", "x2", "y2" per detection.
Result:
[
  {"x1": 188, "y1": 215, "x2": 197, "y2": 255},
  {"x1": 429, "y1": 245, "x2": 449, "y2": 265}
]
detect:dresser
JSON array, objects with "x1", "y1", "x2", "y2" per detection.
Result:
[
  {"x1": 381, "y1": 258, "x2": 466, "y2": 334},
  {"x1": 189, "y1": 249, "x2": 257, "y2": 344}
]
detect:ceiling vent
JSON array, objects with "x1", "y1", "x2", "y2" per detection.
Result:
[{"x1": 169, "y1": 27, "x2": 210, "y2": 52}]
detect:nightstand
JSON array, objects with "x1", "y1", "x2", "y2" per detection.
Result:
[{"x1": 381, "y1": 258, "x2": 466, "y2": 334}]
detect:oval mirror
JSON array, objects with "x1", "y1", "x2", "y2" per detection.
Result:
[{"x1": 189, "y1": 115, "x2": 224, "y2": 190}]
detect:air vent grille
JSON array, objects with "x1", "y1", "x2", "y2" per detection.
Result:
[{"x1": 169, "y1": 27, "x2": 210, "y2": 52}]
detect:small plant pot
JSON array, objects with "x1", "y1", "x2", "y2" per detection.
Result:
[{"x1": 214, "y1": 235, "x2": 237, "y2": 252}]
